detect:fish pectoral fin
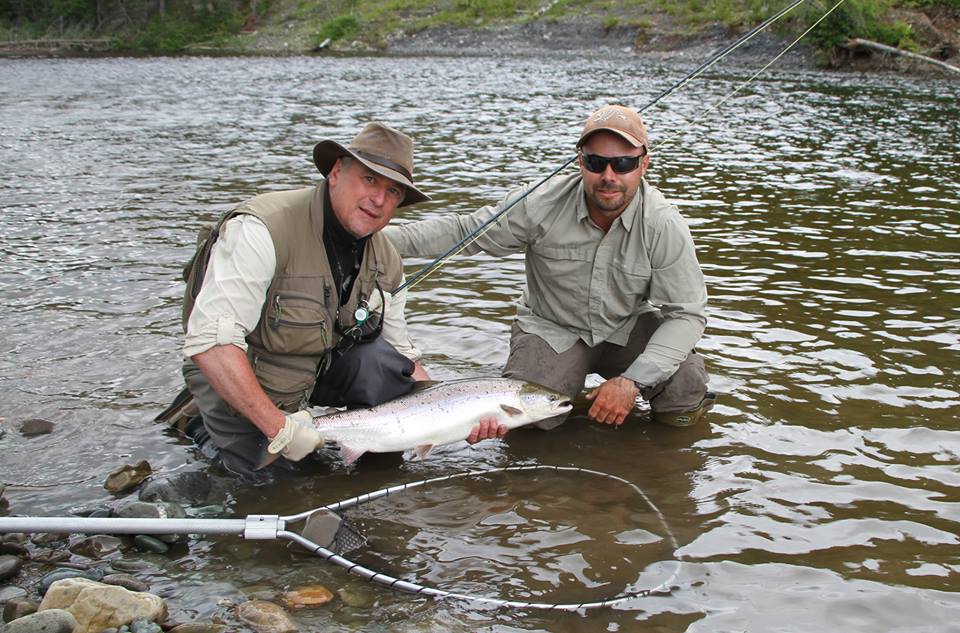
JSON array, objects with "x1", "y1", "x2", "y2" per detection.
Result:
[
  {"x1": 413, "y1": 444, "x2": 434, "y2": 460},
  {"x1": 500, "y1": 404, "x2": 523, "y2": 417},
  {"x1": 339, "y1": 444, "x2": 367, "y2": 466}
]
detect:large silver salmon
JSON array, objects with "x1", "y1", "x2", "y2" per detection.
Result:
[{"x1": 313, "y1": 378, "x2": 572, "y2": 465}]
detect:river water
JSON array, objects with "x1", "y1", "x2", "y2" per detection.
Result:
[{"x1": 1, "y1": 54, "x2": 958, "y2": 631}]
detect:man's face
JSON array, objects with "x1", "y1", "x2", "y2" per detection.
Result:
[
  {"x1": 579, "y1": 131, "x2": 649, "y2": 218},
  {"x1": 327, "y1": 158, "x2": 406, "y2": 238}
]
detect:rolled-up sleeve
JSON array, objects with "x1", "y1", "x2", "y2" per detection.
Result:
[{"x1": 182, "y1": 215, "x2": 276, "y2": 358}]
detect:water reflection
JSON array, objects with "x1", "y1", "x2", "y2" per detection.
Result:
[{"x1": 0, "y1": 55, "x2": 958, "y2": 631}]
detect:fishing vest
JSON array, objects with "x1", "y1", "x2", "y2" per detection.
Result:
[{"x1": 181, "y1": 182, "x2": 404, "y2": 411}]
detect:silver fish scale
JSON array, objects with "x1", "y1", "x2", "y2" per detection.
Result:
[{"x1": 310, "y1": 378, "x2": 565, "y2": 460}]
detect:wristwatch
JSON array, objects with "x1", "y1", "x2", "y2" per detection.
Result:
[{"x1": 625, "y1": 377, "x2": 645, "y2": 391}]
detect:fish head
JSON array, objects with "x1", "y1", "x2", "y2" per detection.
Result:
[{"x1": 516, "y1": 381, "x2": 573, "y2": 422}]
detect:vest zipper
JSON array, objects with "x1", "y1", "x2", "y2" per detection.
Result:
[{"x1": 269, "y1": 294, "x2": 328, "y2": 329}]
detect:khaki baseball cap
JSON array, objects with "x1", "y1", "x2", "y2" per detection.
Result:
[
  {"x1": 577, "y1": 105, "x2": 649, "y2": 151},
  {"x1": 313, "y1": 122, "x2": 430, "y2": 207}
]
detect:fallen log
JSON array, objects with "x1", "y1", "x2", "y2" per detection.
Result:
[{"x1": 846, "y1": 37, "x2": 960, "y2": 75}]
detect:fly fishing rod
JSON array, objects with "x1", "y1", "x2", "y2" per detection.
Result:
[
  {"x1": 394, "y1": 0, "x2": 836, "y2": 294},
  {"x1": 0, "y1": 465, "x2": 679, "y2": 610}
]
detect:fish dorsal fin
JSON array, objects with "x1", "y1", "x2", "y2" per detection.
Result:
[
  {"x1": 500, "y1": 404, "x2": 523, "y2": 417},
  {"x1": 339, "y1": 444, "x2": 367, "y2": 466},
  {"x1": 413, "y1": 444, "x2": 434, "y2": 460}
]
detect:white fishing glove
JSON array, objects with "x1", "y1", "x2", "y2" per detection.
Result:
[{"x1": 267, "y1": 410, "x2": 324, "y2": 462}]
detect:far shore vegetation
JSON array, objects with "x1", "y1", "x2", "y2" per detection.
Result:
[{"x1": 1, "y1": 0, "x2": 958, "y2": 65}]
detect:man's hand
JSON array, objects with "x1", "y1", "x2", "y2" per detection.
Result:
[
  {"x1": 268, "y1": 410, "x2": 324, "y2": 461},
  {"x1": 467, "y1": 415, "x2": 509, "y2": 444},
  {"x1": 585, "y1": 377, "x2": 639, "y2": 426}
]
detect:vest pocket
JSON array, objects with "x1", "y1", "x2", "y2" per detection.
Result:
[
  {"x1": 261, "y1": 290, "x2": 330, "y2": 354},
  {"x1": 252, "y1": 352, "x2": 316, "y2": 411}
]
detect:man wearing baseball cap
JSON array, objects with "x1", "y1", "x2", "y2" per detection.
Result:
[
  {"x1": 161, "y1": 122, "x2": 500, "y2": 476},
  {"x1": 386, "y1": 105, "x2": 714, "y2": 430}
]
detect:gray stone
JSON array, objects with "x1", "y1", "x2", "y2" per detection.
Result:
[
  {"x1": 129, "y1": 617, "x2": 163, "y2": 633},
  {"x1": 184, "y1": 505, "x2": 224, "y2": 519},
  {"x1": 114, "y1": 501, "x2": 185, "y2": 521},
  {"x1": 0, "y1": 608, "x2": 76, "y2": 633},
  {"x1": 109, "y1": 560, "x2": 157, "y2": 574},
  {"x1": 138, "y1": 472, "x2": 211, "y2": 506},
  {"x1": 133, "y1": 536, "x2": 168, "y2": 555},
  {"x1": 18, "y1": 419, "x2": 54, "y2": 436},
  {"x1": 2, "y1": 597, "x2": 39, "y2": 622},
  {"x1": 39, "y1": 567, "x2": 104, "y2": 594},
  {"x1": 102, "y1": 574, "x2": 149, "y2": 593},
  {"x1": 0, "y1": 555, "x2": 23, "y2": 582},
  {"x1": 114, "y1": 501, "x2": 185, "y2": 544},
  {"x1": 0, "y1": 585, "x2": 27, "y2": 603}
]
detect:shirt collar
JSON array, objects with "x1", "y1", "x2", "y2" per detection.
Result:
[{"x1": 575, "y1": 177, "x2": 646, "y2": 232}]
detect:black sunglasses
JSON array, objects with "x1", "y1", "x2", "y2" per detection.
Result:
[{"x1": 580, "y1": 152, "x2": 645, "y2": 174}]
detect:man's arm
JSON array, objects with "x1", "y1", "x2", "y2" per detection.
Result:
[
  {"x1": 192, "y1": 344, "x2": 285, "y2": 438},
  {"x1": 588, "y1": 212, "x2": 707, "y2": 425},
  {"x1": 184, "y1": 215, "x2": 323, "y2": 459},
  {"x1": 383, "y1": 184, "x2": 531, "y2": 258}
]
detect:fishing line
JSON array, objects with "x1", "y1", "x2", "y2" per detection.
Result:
[
  {"x1": 393, "y1": 0, "x2": 822, "y2": 294},
  {"x1": 652, "y1": 0, "x2": 848, "y2": 152},
  {"x1": 287, "y1": 464, "x2": 682, "y2": 610}
]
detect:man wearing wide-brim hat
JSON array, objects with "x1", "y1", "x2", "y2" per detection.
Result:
[{"x1": 161, "y1": 122, "x2": 500, "y2": 476}]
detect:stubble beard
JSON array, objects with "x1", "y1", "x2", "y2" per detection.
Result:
[{"x1": 589, "y1": 185, "x2": 627, "y2": 213}]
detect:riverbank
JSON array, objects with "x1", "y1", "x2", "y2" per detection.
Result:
[{"x1": 1, "y1": 1, "x2": 958, "y2": 75}]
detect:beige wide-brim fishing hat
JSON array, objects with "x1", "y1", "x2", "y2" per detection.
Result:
[
  {"x1": 576, "y1": 104, "x2": 649, "y2": 152},
  {"x1": 313, "y1": 122, "x2": 430, "y2": 207}
]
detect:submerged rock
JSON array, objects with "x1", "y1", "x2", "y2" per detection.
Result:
[
  {"x1": 70, "y1": 534, "x2": 123, "y2": 559},
  {"x1": 39, "y1": 577, "x2": 166, "y2": 633},
  {"x1": 167, "y1": 625, "x2": 228, "y2": 633},
  {"x1": 39, "y1": 567, "x2": 105, "y2": 594},
  {"x1": 114, "y1": 500, "x2": 186, "y2": 544},
  {"x1": 282, "y1": 584, "x2": 334, "y2": 609},
  {"x1": 133, "y1": 535, "x2": 169, "y2": 554},
  {"x1": 102, "y1": 573, "x2": 150, "y2": 593},
  {"x1": 18, "y1": 418, "x2": 54, "y2": 436},
  {"x1": 138, "y1": 471, "x2": 212, "y2": 505},
  {"x1": 235, "y1": 600, "x2": 297, "y2": 633}
]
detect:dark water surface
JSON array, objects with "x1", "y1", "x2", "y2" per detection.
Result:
[{"x1": 1, "y1": 55, "x2": 958, "y2": 631}]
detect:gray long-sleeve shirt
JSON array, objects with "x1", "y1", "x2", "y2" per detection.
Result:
[{"x1": 383, "y1": 173, "x2": 707, "y2": 387}]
